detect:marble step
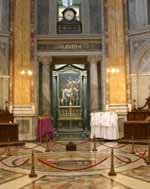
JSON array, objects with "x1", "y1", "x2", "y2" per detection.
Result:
[{"x1": 55, "y1": 130, "x2": 88, "y2": 141}]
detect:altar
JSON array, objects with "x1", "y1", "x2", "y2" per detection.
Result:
[{"x1": 90, "y1": 112, "x2": 119, "y2": 140}]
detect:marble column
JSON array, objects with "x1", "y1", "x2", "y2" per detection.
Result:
[
  {"x1": 87, "y1": 55, "x2": 100, "y2": 112},
  {"x1": 40, "y1": 57, "x2": 52, "y2": 115}
]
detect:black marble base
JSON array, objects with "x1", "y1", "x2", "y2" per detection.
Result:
[{"x1": 66, "y1": 142, "x2": 77, "y2": 151}]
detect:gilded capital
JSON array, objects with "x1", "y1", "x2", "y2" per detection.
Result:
[{"x1": 38, "y1": 56, "x2": 52, "y2": 64}]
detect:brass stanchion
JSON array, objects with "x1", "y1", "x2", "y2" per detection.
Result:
[
  {"x1": 145, "y1": 143, "x2": 150, "y2": 165},
  {"x1": 131, "y1": 136, "x2": 135, "y2": 154},
  {"x1": 6, "y1": 138, "x2": 12, "y2": 156},
  {"x1": 45, "y1": 134, "x2": 50, "y2": 152},
  {"x1": 108, "y1": 148, "x2": 117, "y2": 176},
  {"x1": 29, "y1": 150, "x2": 37, "y2": 178},
  {"x1": 92, "y1": 135, "x2": 97, "y2": 151}
]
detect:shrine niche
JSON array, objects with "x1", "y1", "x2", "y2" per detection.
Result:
[{"x1": 52, "y1": 64, "x2": 88, "y2": 131}]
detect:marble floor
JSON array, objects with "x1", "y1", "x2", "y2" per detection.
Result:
[{"x1": 0, "y1": 140, "x2": 150, "y2": 189}]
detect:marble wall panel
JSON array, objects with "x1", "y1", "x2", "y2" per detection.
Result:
[
  {"x1": 1, "y1": 0, "x2": 9, "y2": 32},
  {"x1": 0, "y1": 37, "x2": 9, "y2": 109},
  {"x1": 0, "y1": 0, "x2": 2, "y2": 30},
  {"x1": 0, "y1": 77, "x2": 9, "y2": 109},
  {"x1": 89, "y1": 0, "x2": 101, "y2": 33},
  {"x1": 37, "y1": 0, "x2": 50, "y2": 34},
  {"x1": 0, "y1": 0, "x2": 9, "y2": 32},
  {"x1": 128, "y1": 0, "x2": 148, "y2": 29},
  {"x1": 0, "y1": 37, "x2": 9, "y2": 75},
  {"x1": 131, "y1": 74, "x2": 150, "y2": 108}
]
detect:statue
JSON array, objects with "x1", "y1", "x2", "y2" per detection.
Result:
[
  {"x1": 132, "y1": 99, "x2": 137, "y2": 111},
  {"x1": 138, "y1": 95, "x2": 150, "y2": 111},
  {"x1": 144, "y1": 96, "x2": 150, "y2": 110},
  {"x1": 5, "y1": 101, "x2": 9, "y2": 112}
]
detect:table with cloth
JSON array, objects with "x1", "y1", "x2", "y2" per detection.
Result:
[
  {"x1": 37, "y1": 116, "x2": 54, "y2": 141},
  {"x1": 90, "y1": 112, "x2": 119, "y2": 140}
]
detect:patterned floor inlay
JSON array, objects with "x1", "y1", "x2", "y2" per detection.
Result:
[
  {"x1": 21, "y1": 175, "x2": 132, "y2": 189},
  {"x1": 0, "y1": 168, "x2": 25, "y2": 185},
  {"x1": 121, "y1": 165, "x2": 150, "y2": 183},
  {"x1": 18, "y1": 150, "x2": 139, "y2": 173},
  {"x1": 0, "y1": 142, "x2": 150, "y2": 189}
]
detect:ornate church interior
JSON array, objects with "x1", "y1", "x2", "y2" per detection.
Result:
[{"x1": 0, "y1": 0, "x2": 150, "y2": 188}]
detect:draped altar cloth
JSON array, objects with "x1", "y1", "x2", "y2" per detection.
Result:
[
  {"x1": 37, "y1": 116, "x2": 54, "y2": 141},
  {"x1": 90, "y1": 112, "x2": 119, "y2": 139}
]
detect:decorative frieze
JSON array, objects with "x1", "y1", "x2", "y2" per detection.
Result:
[{"x1": 37, "y1": 42, "x2": 102, "y2": 52}]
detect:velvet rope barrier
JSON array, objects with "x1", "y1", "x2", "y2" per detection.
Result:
[
  {"x1": 38, "y1": 157, "x2": 107, "y2": 171},
  {"x1": 114, "y1": 154, "x2": 142, "y2": 165},
  {"x1": 114, "y1": 155, "x2": 132, "y2": 164},
  {"x1": 0, "y1": 158, "x2": 29, "y2": 168}
]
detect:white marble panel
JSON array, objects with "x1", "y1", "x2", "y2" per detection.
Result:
[
  {"x1": 131, "y1": 74, "x2": 150, "y2": 108},
  {"x1": 0, "y1": 77, "x2": 9, "y2": 109},
  {"x1": 0, "y1": 0, "x2": 3, "y2": 30}
]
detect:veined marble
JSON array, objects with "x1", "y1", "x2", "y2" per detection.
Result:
[{"x1": 0, "y1": 141, "x2": 150, "y2": 189}]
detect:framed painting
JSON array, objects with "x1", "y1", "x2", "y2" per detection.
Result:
[{"x1": 58, "y1": 71, "x2": 81, "y2": 107}]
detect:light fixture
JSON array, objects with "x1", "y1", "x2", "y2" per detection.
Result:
[
  {"x1": 20, "y1": 66, "x2": 33, "y2": 76},
  {"x1": 20, "y1": 69, "x2": 26, "y2": 75},
  {"x1": 27, "y1": 70, "x2": 33, "y2": 76},
  {"x1": 107, "y1": 67, "x2": 119, "y2": 74}
]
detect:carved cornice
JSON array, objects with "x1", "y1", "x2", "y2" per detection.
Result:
[
  {"x1": 36, "y1": 34, "x2": 102, "y2": 41},
  {"x1": 37, "y1": 36, "x2": 102, "y2": 52}
]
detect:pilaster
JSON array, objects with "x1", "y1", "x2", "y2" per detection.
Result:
[
  {"x1": 106, "y1": 0, "x2": 129, "y2": 112},
  {"x1": 12, "y1": 0, "x2": 32, "y2": 106}
]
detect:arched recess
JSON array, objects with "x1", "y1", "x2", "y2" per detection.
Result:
[{"x1": 131, "y1": 42, "x2": 150, "y2": 107}]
